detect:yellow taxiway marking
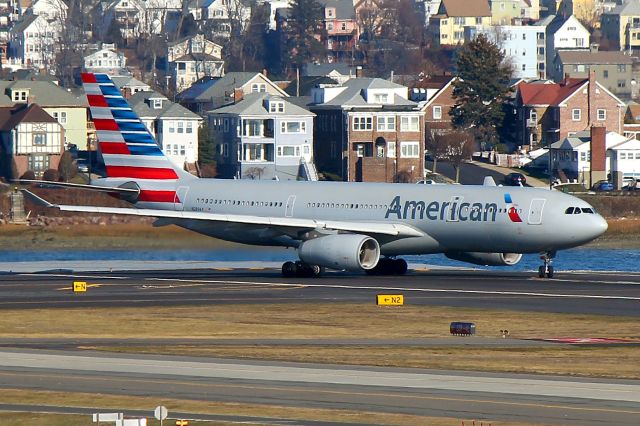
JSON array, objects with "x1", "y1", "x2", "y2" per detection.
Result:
[{"x1": 0, "y1": 371, "x2": 638, "y2": 416}]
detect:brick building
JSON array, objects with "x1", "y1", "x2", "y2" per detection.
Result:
[
  {"x1": 411, "y1": 74, "x2": 457, "y2": 136},
  {"x1": 515, "y1": 71, "x2": 626, "y2": 149},
  {"x1": 311, "y1": 78, "x2": 425, "y2": 183}
]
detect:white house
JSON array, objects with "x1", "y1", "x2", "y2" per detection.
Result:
[
  {"x1": 167, "y1": 34, "x2": 224, "y2": 92},
  {"x1": 95, "y1": 0, "x2": 146, "y2": 40},
  {"x1": 550, "y1": 130, "x2": 640, "y2": 184},
  {"x1": 9, "y1": 14, "x2": 61, "y2": 70},
  {"x1": 129, "y1": 90, "x2": 203, "y2": 167},
  {"x1": 545, "y1": 15, "x2": 590, "y2": 75},
  {"x1": 84, "y1": 44, "x2": 127, "y2": 73},
  {"x1": 466, "y1": 25, "x2": 546, "y2": 79},
  {"x1": 30, "y1": 0, "x2": 68, "y2": 20}
]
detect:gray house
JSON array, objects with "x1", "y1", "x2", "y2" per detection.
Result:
[
  {"x1": 552, "y1": 48, "x2": 634, "y2": 99},
  {"x1": 207, "y1": 93, "x2": 316, "y2": 180}
]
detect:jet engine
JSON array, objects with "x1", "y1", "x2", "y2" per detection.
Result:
[
  {"x1": 298, "y1": 234, "x2": 380, "y2": 271},
  {"x1": 445, "y1": 252, "x2": 522, "y2": 266}
]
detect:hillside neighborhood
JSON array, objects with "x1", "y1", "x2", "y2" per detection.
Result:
[{"x1": 0, "y1": 0, "x2": 638, "y2": 190}]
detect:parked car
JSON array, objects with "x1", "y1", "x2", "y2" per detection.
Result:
[
  {"x1": 76, "y1": 158, "x2": 90, "y2": 173},
  {"x1": 623, "y1": 178, "x2": 640, "y2": 191},
  {"x1": 592, "y1": 181, "x2": 614, "y2": 192},
  {"x1": 504, "y1": 172, "x2": 527, "y2": 186}
]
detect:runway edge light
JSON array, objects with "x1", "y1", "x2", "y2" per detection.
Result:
[
  {"x1": 73, "y1": 281, "x2": 87, "y2": 293},
  {"x1": 376, "y1": 294, "x2": 404, "y2": 306}
]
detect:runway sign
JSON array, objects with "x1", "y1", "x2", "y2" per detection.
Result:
[
  {"x1": 376, "y1": 294, "x2": 403, "y2": 306},
  {"x1": 93, "y1": 412, "x2": 123, "y2": 422},
  {"x1": 73, "y1": 281, "x2": 87, "y2": 293}
]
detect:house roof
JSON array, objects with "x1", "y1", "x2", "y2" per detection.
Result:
[
  {"x1": 557, "y1": 50, "x2": 634, "y2": 65},
  {"x1": 128, "y1": 90, "x2": 202, "y2": 120},
  {"x1": 0, "y1": 104, "x2": 57, "y2": 131},
  {"x1": 319, "y1": 0, "x2": 356, "y2": 19},
  {"x1": 517, "y1": 77, "x2": 587, "y2": 106},
  {"x1": 0, "y1": 80, "x2": 87, "y2": 107},
  {"x1": 317, "y1": 77, "x2": 416, "y2": 108},
  {"x1": 551, "y1": 131, "x2": 632, "y2": 150},
  {"x1": 176, "y1": 72, "x2": 286, "y2": 102},
  {"x1": 11, "y1": 14, "x2": 39, "y2": 33},
  {"x1": 285, "y1": 76, "x2": 339, "y2": 96},
  {"x1": 209, "y1": 92, "x2": 314, "y2": 116},
  {"x1": 439, "y1": 0, "x2": 490, "y2": 17},
  {"x1": 608, "y1": 0, "x2": 640, "y2": 16},
  {"x1": 627, "y1": 104, "x2": 640, "y2": 122},
  {"x1": 412, "y1": 74, "x2": 455, "y2": 90},
  {"x1": 303, "y1": 62, "x2": 354, "y2": 77},
  {"x1": 110, "y1": 75, "x2": 149, "y2": 89}
]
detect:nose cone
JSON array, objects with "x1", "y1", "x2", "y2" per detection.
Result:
[
  {"x1": 580, "y1": 214, "x2": 608, "y2": 243},
  {"x1": 595, "y1": 215, "x2": 609, "y2": 237}
]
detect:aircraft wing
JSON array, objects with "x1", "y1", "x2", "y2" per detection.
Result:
[{"x1": 22, "y1": 190, "x2": 424, "y2": 238}]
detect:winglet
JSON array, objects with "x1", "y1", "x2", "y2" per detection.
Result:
[
  {"x1": 19, "y1": 189, "x2": 56, "y2": 208},
  {"x1": 483, "y1": 176, "x2": 497, "y2": 186}
]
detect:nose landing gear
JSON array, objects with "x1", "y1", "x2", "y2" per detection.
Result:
[{"x1": 538, "y1": 251, "x2": 556, "y2": 278}]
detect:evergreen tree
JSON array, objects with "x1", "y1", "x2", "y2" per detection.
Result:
[
  {"x1": 198, "y1": 123, "x2": 216, "y2": 165},
  {"x1": 282, "y1": 0, "x2": 326, "y2": 74},
  {"x1": 450, "y1": 34, "x2": 512, "y2": 150}
]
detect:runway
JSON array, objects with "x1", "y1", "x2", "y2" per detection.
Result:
[
  {"x1": 1, "y1": 267, "x2": 639, "y2": 424},
  {"x1": 0, "y1": 349, "x2": 639, "y2": 425},
  {"x1": 0, "y1": 267, "x2": 639, "y2": 316}
]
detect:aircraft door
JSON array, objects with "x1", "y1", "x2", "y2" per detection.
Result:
[
  {"x1": 527, "y1": 198, "x2": 545, "y2": 225},
  {"x1": 285, "y1": 195, "x2": 296, "y2": 217},
  {"x1": 174, "y1": 186, "x2": 189, "y2": 211}
]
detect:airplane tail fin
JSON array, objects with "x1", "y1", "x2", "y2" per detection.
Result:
[{"x1": 81, "y1": 72, "x2": 196, "y2": 208}]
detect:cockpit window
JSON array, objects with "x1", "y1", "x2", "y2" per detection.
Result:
[
  {"x1": 581, "y1": 208, "x2": 594, "y2": 214},
  {"x1": 574, "y1": 208, "x2": 581, "y2": 214},
  {"x1": 565, "y1": 207, "x2": 574, "y2": 214},
  {"x1": 566, "y1": 206, "x2": 595, "y2": 214}
]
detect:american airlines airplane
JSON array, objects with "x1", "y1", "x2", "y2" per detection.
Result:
[{"x1": 24, "y1": 73, "x2": 608, "y2": 279}]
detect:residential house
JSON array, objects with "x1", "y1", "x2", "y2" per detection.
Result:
[
  {"x1": 416, "y1": 0, "x2": 442, "y2": 27},
  {"x1": 515, "y1": 71, "x2": 626, "y2": 149},
  {"x1": 552, "y1": 47, "x2": 634, "y2": 99},
  {"x1": 167, "y1": 34, "x2": 224, "y2": 92},
  {"x1": 176, "y1": 71, "x2": 289, "y2": 116},
  {"x1": 8, "y1": 13, "x2": 61, "y2": 70},
  {"x1": 429, "y1": 0, "x2": 492, "y2": 47},
  {"x1": 550, "y1": 128, "x2": 640, "y2": 186},
  {"x1": 310, "y1": 78, "x2": 425, "y2": 183},
  {"x1": 303, "y1": 63, "x2": 356, "y2": 84},
  {"x1": 83, "y1": 43, "x2": 127, "y2": 74},
  {"x1": 353, "y1": 0, "x2": 386, "y2": 40},
  {"x1": 410, "y1": 74, "x2": 456, "y2": 136},
  {"x1": 200, "y1": 0, "x2": 252, "y2": 37},
  {"x1": 544, "y1": 14, "x2": 590, "y2": 74},
  {"x1": 0, "y1": 79, "x2": 89, "y2": 149},
  {"x1": 94, "y1": 0, "x2": 145, "y2": 40},
  {"x1": 600, "y1": 0, "x2": 640, "y2": 53},
  {"x1": 207, "y1": 93, "x2": 315, "y2": 180},
  {"x1": 320, "y1": 0, "x2": 357, "y2": 63},
  {"x1": 111, "y1": 75, "x2": 151, "y2": 97},
  {"x1": 128, "y1": 90, "x2": 202, "y2": 168},
  {"x1": 30, "y1": 0, "x2": 67, "y2": 19},
  {"x1": 0, "y1": 103, "x2": 63, "y2": 179},
  {"x1": 623, "y1": 103, "x2": 640, "y2": 139},
  {"x1": 490, "y1": 0, "x2": 521, "y2": 25},
  {"x1": 521, "y1": 0, "x2": 541, "y2": 21},
  {"x1": 466, "y1": 24, "x2": 546, "y2": 79}
]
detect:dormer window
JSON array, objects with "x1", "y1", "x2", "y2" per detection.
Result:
[
  {"x1": 153, "y1": 99, "x2": 163, "y2": 109},
  {"x1": 269, "y1": 101, "x2": 284, "y2": 113},
  {"x1": 12, "y1": 90, "x2": 28, "y2": 102},
  {"x1": 192, "y1": 41, "x2": 203, "y2": 53},
  {"x1": 373, "y1": 93, "x2": 388, "y2": 103}
]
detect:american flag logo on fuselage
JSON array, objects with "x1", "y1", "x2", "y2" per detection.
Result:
[{"x1": 81, "y1": 73, "x2": 183, "y2": 206}]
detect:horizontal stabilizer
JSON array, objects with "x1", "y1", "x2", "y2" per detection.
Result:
[{"x1": 15, "y1": 180, "x2": 140, "y2": 194}]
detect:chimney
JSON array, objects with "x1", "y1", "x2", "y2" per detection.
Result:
[
  {"x1": 588, "y1": 69, "x2": 596, "y2": 124},
  {"x1": 122, "y1": 87, "x2": 132, "y2": 99},
  {"x1": 356, "y1": 66, "x2": 363, "y2": 78},
  {"x1": 589, "y1": 124, "x2": 607, "y2": 188},
  {"x1": 233, "y1": 87, "x2": 244, "y2": 103},
  {"x1": 262, "y1": 68, "x2": 268, "y2": 77},
  {"x1": 590, "y1": 43, "x2": 599, "y2": 53}
]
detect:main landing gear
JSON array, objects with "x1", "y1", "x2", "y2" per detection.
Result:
[
  {"x1": 365, "y1": 257, "x2": 408, "y2": 276},
  {"x1": 282, "y1": 261, "x2": 325, "y2": 278},
  {"x1": 538, "y1": 251, "x2": 556, "y2": 278}
]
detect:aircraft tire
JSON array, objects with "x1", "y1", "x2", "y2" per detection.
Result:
[
  {"x1": 393, "y1": 259, "x2": 408, "y2": 275},
  {"x1": 282, "y1": 261, "x2": 297, "y2": 278},
  {"x1": 546, "y1": 266, "x2": 554, "y2": 278},
  {"x1": 538, "y1": 266, "x2": 545, "y2": 278}
]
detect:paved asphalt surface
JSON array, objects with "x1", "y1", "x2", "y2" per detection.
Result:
[
  {"x1": 427, "y1": 160, "x2": 509, "y2": 185},
  {"x1": 0, "y1": 268, "x2": 639, "y2": 425}
]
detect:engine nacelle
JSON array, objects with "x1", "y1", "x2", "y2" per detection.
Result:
[
  {"x1": 298, "y1": 234, "x2": 380, "y2": 271},
  {"x1": 445, "y1": 252, "x2": 522, "y2": 266}
]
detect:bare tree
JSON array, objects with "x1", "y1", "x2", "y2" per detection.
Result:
[
  {"x1": 441, "y1": 130, "x2": 477, "y2": 183},
  {"x1": 425, "y1": 130, "x2": 449, "y2": 174}
]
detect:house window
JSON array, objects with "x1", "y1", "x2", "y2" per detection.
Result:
[
  {"x1": 186, "y1": 122, "x2": 193, "y2": 133},
  {"x1": 169, "y1": 122, "x2": 175, "y2": 133},
  {"x1": 620, "y1": 152, "x2": 626, "y2": 160},
  {"x1": 597, "y1": 109, "x2": 606, "y2": 120},
  {"x1": 454, "y1": 31, "x2": 464, "y2": 40},
  {"x1": 618, "y1": 80, "x2": 626, "y2": 88},
  {"x1": 52, "y1": 112, "x2": 67, "y2": 124},
  {"x1": 387, "y1": 141, "x2": 396, "y2": 158},
  {"x1": 153, "y1": 99, "x2": 162, "y2": 109},
  {"x1": 400, "y1": 116, "x2": 419, "y2": 131},
  {"x1": 280, "y1": 121, "x2": 306, "y2": 133},
  {"x1": 269, "y1": 101, "x2": 284, "y2": 113},
  {"x1": 377, "y1": 116, "x2": 395, "y2": 131},
  {"x1": 581, "y1": 152, "x2": 587, "y2": 161},
  {"x1": 603, "y1": 70, "x2": 609, "y2": 79},
  {"x1": 618, "y1": 64, "x2": 627, "y2": 72},
  {"x1": 530, "y1": 110, "x2": 537, "y2": 121},
  {"x1": 572, "y1": 109, "x2": 581, "y2": 121},
  {"x1": 251, "y1": 83, "x2": 266, "y2": 92},
  {"x1": 454, "y1": 17, "x2": 464, "y2": 25},
  {"x1": 433, "y1": 106, "x2": 442, "y2": 119},
  {"x1": 12, "y1": 91, "x2": 27, "y2": 102},
  {"x1": 373, "y1": 93, "x2": 388, "y2": 103},
  {"x1": 400, "y1": 141, "x2": 420, "y2": 158},
  {"x1": 33, "y1": 133, "x2": 46, "y2": 146},
  {"x1": 353, "y1": 116, "x2": 372, "y2": 130},
  {"x1": 178, "y1": 122, "x2": 184, "y2": 133},
  {"x1": 28, "y1": 154, "x2": 49, "y2": 173},
  {"x1": 475, "y1": 17, "x2": 482, "y2": 25},
  {"x1": 277, "y1": 146, "x2": 301, "y2": 157}
]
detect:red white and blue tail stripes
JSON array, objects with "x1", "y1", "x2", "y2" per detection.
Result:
[{"x1": 82, "y1": 73, "x2": 191, "y2": 208}]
